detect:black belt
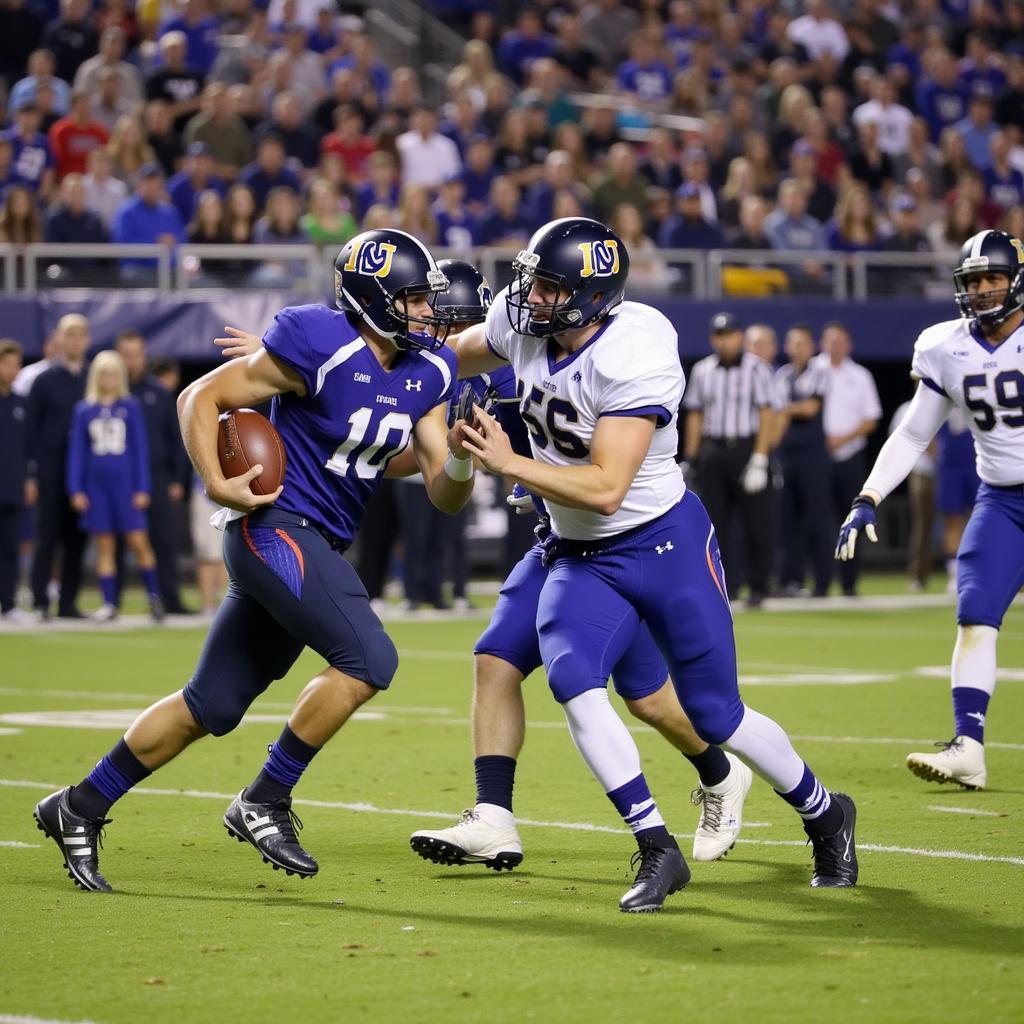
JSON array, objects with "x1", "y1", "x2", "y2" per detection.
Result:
[
  {"x1": 988, "y1": 481, "x2": 1024, "y2": 496},
  {"x1": 540, "y1": 507, "x2": 673, "y2": 565},
  {"x1": 310, "y1": 521, "x2": 349, "y2": 552}
]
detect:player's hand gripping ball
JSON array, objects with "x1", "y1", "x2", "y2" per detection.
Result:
[{"x1": 217, "y1": 409, "x2": 287, "y2": 495}]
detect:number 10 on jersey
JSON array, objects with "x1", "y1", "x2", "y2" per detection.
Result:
[{"x1": 324, "y1": 407, "x2": 413, "y2": 479}]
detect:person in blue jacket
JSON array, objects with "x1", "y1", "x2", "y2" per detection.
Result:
[{"x1": 66, "y1": 350, "x2": 163, "y2": 622}]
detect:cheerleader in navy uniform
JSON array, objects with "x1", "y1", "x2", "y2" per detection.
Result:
[{"x1": 67, "y1": 351, "x2": 164, "y2": 622}]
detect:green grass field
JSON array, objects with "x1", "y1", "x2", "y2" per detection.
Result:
[{"x1": 1, "y1": 592, "x2": 1022, "y2": 1024}]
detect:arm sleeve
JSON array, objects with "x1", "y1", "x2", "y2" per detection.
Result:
[
  {"x1": 66, "y1": 404, "x2": 87, "y2": 495},
  {"x1": 261, "y1": 309, "x2": 316, "y2": 395},
  {"x1": 483, "y1": 287, "x2": 513, "y2": 361},
  {"x1": 862, "y1": 382, "x2": 952, "y2": 501},
  {"x1": 129, "y1": 400, "x2": 151, "y2": 495}
]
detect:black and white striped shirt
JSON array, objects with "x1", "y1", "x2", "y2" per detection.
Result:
[{"x1": 682, "y1": 352, "x2": 775, "y2": 439}]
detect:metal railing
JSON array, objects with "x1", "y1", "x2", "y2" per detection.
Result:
[{"x1": 2, "y1": 243, "x2": 963, "y2": 301}]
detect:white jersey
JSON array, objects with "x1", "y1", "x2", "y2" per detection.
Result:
[
  {"x1": 911, "y1": 317, "x2": 1024, "y2": 485},
  {"x1": 485, "y1": 291, "x2": 685, "y2": 540}
]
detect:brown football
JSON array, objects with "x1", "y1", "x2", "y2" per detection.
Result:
[{"x1": 217, "y1": 409, "x2": 286, "y2": 496}]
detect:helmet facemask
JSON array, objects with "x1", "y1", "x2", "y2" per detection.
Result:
[
  {"x1": 506, "y1": 250, "x2": 589, "y2": 337},
  {"x1": 953, "y1": 261, "x2": 1024, "y2": 328}
]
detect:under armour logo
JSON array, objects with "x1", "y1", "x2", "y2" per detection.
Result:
[
  {"x1": 405, "y1": 380, "x2": 422, "y2": 391},
  {"x1": 655, "y1": 541, "x2": 674, "y2": 555},
  {"x1": 572, "y1": 370, "x2": 582, "y2": 382},
  {"x1": 967, "y1": 711, "x2": 986, "y2": 725}
]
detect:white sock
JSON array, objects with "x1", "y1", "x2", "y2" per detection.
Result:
[
  {"x1": 561, "y1": 688, "x2": 643, "y2": 793},
  {"x1": 721, "y1": 704, "x2": 806, "y2": 794},
  {"x1": 952, "y1": 625, "x2": 998, "y2": 697}
]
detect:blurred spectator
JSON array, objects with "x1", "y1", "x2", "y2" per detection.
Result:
[
  {"x1": 26, "y1": 313, "x2": 90, "y2": 620},
  {"x1": 256, "y1": 92, "x2": 322, "y2": 171},
  {"x1": 951, "y1": 168, "x2": 1002, "y2": 228},
  {"x1": 167, "y1": 141, "x2": 226, "y2": 225},
  {"x1": 956, "y1": 90, "x2": 999, "y2": 175},
  {"x1": 758, "y1": 9, "x2": 809, "y2": 69},
  {"x1": 995, "y1": 57, "x2": 1024, "y2": 132},
  {"x1": 48, "y1": 89, "x2": 109, "y2": 179},
  {"x1": 111, "y1": 163, "x2": 186, "y2": 276},
  {"x1": 680, "y1": 146, "x2": 718, "y2": 224},
  {"x1": 227, "y1": 83, "x2": 265, "y2": 133},
  {"x1": 0, "y1": 0, "x2": 43, "y2": 93},
  {"x1": 798, "y1": 110, "x2": 846, "y2": 186},
  {"x1": 729, "y1": 195, "x2": 774, "y2": 249},
  {"x1": 523, "y1": 148, "x2": 588, "y2": 231},
  {"x1": 91, "y1": 67, "x2": 136, "y2": 135},
  {"x1": 328, "y1": 32, "x2": 390, "y2": 101},
  {"x1": 74, "y1": 26, "x2": 141, "y2": 103},
  {"x1": 637, "y1": 127, "x2": 682, "y2": 193},
  {"x1": 223, "y1": 181, "x2": 256, "y2": 246},
  {"x1": 826, "y1": 183, "x2": 882, "y2": 253},
  {"x1": 182, "y1": 83, "x2": 253, "y2": 181},
  {"x1": 616, "y1": 32, "x2": 673, "y2": 106},
  {"x1": 396, "y1": 106, "x2": 461, "y2": 189},
  {"x1": 786, "y1": 0, "x2": 849, "y2": 63},
  {"x1": 521, "y1": 57, "x2": 577, "y2": 129},
  {"x1": 9, "y1": 49, "x2": 71, "y2": 117},
  {"x1": 313, "y1": 67, "x2": 377, "y2": 136},
  {"x1": 718, "y1": 158, "x2": 758, "y2": 230},
  {"x1": 361, "y1": 201, "x2": 396, "y2": 230},
  {"x1": 764, "y1": 179, "x2": 827, "y2": 253},
  {"x1": 959, "y1": 32, "x2": 1005, "y2": 98},
  {"x1": 497, "y1": 7, "x2": 555, "y2": 86},
  {"x1": 3, "y1": 102, "x2": 55, "y2": 200},
  {"x1": 927, "y1": 196, "x2": 981, "y2": 262},
  {"x1": 772, "y1": 83, "x2": 816, "y2": 165},
  {"x1": 432, "y1": 174, "x2": 478, "y2": 250},
  {"x1": 82, "y1": 146, "x2": 127, "y2": 229},
  {"x1": 480, "y1": 73, "x2": 513, "y2": 136},
  {"x1": 450, "y1": 39, "x2": 496, "y2": 109},
  {"x1": 657, "y1": 181, "x2": 723, "y2": 249},
  {"x1": 355, "y1": 149, "x2": 400, "y2": 219},
  {"x1": 820, "y1": 83, "x2": 856, "y2": 152},
  {"x1": 848, "y1": 120, "x2": 895, "y2": 197},
  {"x1": 300, "y1": 177, "x2": 357, "y2": 246},
  {"x1": 582, "y1": 103, "x2": 622, "y2": 165},
  {"x1": 320, "y1": 105, "x2": 375, "y2": 182},
  {"x1": 788, "y1": 139, "x2": 834, "y2": 224},
  {"x1": 158, "y1": 0, "x2": 220, "y2": 76},
  {"x1": 938, "y1": 125, "x2": 973, "y2": 194},
  {"x1": 0, "y1": 136, "x2": 17, "y2": 194},
  {"x1": 143, "y1": 100, "x2": 184, "y2": 178},
  {"x1": 41, "y1": 0, "x2": 97, "y2": 85},
  {"x1": 276, "y1": 23, "x2": 327, "y2": 106},
  {"x1": 0, "y1": 338, "x2": 28, "y2": 621},
  {"x1": 0, "y1": 184, "x2": 42, "y2": 243},
  {"x1": 590, "y1": 142, "x2": 648, "y2": 227},
  {"x1": 551, "y1": 187, "x2": 585, "y2": 220},
  {"x1": 251, "y1": 185, "x2": 308, "y2": 287},
  {"x1": 478, "y1": 174, "x2": 530, "y2": 246},
  {"x1": 239, "y1": 133, "x2": 302, "y2": 211},
  {"x1": 43, "y1": 172, "x2": 107, "y2": 245},
  {"x1": 853, "y1": 75, "x2": 914, "y2": 156},
  {"x1": 210, "y1": 8, "x2": 273, "y2": 86},
  {"x1": 578, "y1": 0, "x2": 637, "y2": 69},
  {"x1": 915, "y1": 49, "x2": 969, "y2": 142},
  {"x1": 880, "y1": 193, "x2": 933, "y2": 294},
  {"x1": 185, "y1": 188, "x2": 226, "y2": 243},
  {"x1": 999, "y1": 203, "x2": 1024, "y2": 239},
  {"x1": 611, "y1": 202, "x2": 671, "y2": 290},
  {"x1": 440, "y1": 93, "x2": 481, "y2": 158},
  {"x1": 985, "y1": 132, "x2": 1024, "y2": 211},
  {"x1": 307, "y1": 7, "x2": 342, "y2": 58},
  {"x1": 145, "y1": 31, "x2": 205, "y2": 134},
  {"x1": 395, "y1": 182, "x2": 437, "y2": 245},
  {"x1": 742, "y1": 130, "x2": 778, "y2": 197},
  {"x1": 892, "y1": 116, "x2": 943, "y2": 196},
  {"x1": 108, "y1": 113, "x2": 158, "y2": 184}
]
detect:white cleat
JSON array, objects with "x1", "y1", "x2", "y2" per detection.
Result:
[
  {"x1": 91, "y1": 603, "x2": 118, "y2": 623},
  {"x1": 410, "y1": 804, "x2": 523, "y2": 871},
  {"x1": 691, "y1": 752, "x2": 753, "y2": 862},
  {"x1": 906, "y1": 736, "x2": 987, "y2": 790}
]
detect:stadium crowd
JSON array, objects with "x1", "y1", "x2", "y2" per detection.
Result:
[{"x1": 0, "y1": 0, "x2": 1023, "y2": 288}]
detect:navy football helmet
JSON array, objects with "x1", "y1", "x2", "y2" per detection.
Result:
[
  {"x1": 953, "y1": 229, "x2": 1024, "y2": 328},
  {"x1": 335, "y1": 228, "x2": 451, "y2": 351},
  {"x1": 434, "y1": 258, "x2": 493, "y2": 325},
  {"x1": 505, "y1": 217, "x2": 630, "y2": 337}
]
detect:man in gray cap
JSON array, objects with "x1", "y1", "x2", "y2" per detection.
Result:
[{"x1": 682, "y1": 311, "x2": 777, "y2": 607}]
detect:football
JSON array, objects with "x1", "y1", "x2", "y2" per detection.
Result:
[{"x1": 217, "y1": 408, "x2": 286, "y2": 495}]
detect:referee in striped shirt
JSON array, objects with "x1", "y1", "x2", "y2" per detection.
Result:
[{"x1": 683, "y1": 312, "x2": 776, "y2": 608}]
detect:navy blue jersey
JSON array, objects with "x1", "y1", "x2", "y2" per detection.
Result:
[
  {"x1": 263, "y1": 304, "x2": 457, "y2": 544},
  {"x1": 66, "y1": 397, "x2": 151, "y2": 496}
]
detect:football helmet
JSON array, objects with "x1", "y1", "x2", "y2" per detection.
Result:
[
  {"x1": 335, "y1": 229, "x2": 450, "y2": 351},
  {"x1": 953, "y1": 229, "x2": 1024, "y2": 328},
  {"x1": 435, "y1": 258, "x2": 493, "y2": 325},
  {"x1": 505, "y1": 217, "x2": 630, "y2": 337}
]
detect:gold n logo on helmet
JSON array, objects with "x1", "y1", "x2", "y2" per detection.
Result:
[
  {"x1": 344, "y1": 240, "x2": 399, "y2": 277},
  {"x1": 578, "y1": 240, "x2": 620, "y2": 278},
  {"x1": 1011, "y1": 238, "x2": 1024, "y2": 264}
]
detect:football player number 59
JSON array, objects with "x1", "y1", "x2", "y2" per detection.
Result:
[
  {"x1": 324, "y1": 407, "x2": 413, "y2": 479},
  {"x1": 963, "y1": 370, "x2": 1024, "y2": 432}
]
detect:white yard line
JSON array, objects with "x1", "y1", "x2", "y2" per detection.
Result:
[
  {"x1": 0, "y1": 1016, "x2": 98, "y2": 1024},
  {"x1": 0, "y1": 841, "x2": 40, "y2": 848},
  {"x1": 928, "y1": 805, "x2": 1004, "y2": 817},
  {"x1": 2, "y1": 778, "x2": 1021, "y2": 868}
]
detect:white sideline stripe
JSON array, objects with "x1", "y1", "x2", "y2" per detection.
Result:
[
  {"x1": 0, "y1": 841, "x2": 40, "y2": 848},
  {"x1": 2, "y1": 778, "x2": 1022, "y2": 868},
  {"x1": 928, "y1": 805, "x2": 1004, "y2": 817},
  {"x1": 0, "y1": 728, "x2": 22, "y2": 736},
  {"x1": 0, "y1": 1016, "x2": 99, "y2": 1024}
]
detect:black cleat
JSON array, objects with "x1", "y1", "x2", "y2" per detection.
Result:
[
  {"x1": 33, "y1": 787, "x2": 113, "y2": 893},
  {"x1": 807, "y1": 792, "x2": 858, "y2": 888},
  {"x1": 149, "y1": 594, "x2": 166, "y2": 623},
  {"x1": 223, "y1": 790, "x2": 318, "y2": 878},
  {"x1": 619, "y1": 836, "x2": 690, "y2": 913}
]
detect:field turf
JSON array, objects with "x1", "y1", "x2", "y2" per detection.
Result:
[{"x1": 0, "y1": 589, "x2": 1022, "y2": 1024}]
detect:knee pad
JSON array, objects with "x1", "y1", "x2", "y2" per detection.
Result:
[
  {"x1": 957, "y1": 583, "x2": 1004, "y2": 629},
  {"x1": 348, "y1": 632, "x2": 399, "y2": 691},
  {"x1": 546, "y1": 648, "x2": 604, "y2": 704},
  {"x1": 182, "y1": 681, "x2": 248, "y2": 737}
]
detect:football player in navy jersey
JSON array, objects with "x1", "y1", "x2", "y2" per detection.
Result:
[{"x1": 33, "y1": 230, "x2": 477, "y2": 893}]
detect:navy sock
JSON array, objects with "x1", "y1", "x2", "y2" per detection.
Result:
[
  {"x1": 141, "y1": 567, "x2": 160, "y2": 599},
  {"x1": 70, "y1": 739, "x2": 151, "y2": 818},
  {"x1": 245, "y1": 724, "x2": 320, "y2": 803},
  {"x1": 952, "y1": 687, "x2": 990, "y2": 743},
  {"x1": 684, "y1": 746, "x2": 731, "y2": 788},
  {"x1": 98, "y1": 574, "x2": 118, "y2": 607},
  {"x1": 607, "y1": 773, "x2": 674, "y2": 846},
  {"x1": 474, "y1": 755, "x2": 516, "y2": 811},
  {"x1": 777, "y1": 763, "x2": 843, "y2": 837}
]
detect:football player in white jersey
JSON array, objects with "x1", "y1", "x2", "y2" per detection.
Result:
[
  {"x1": 456, "y1": 217, "x2": 859, "y2": 910},
  {"x1": 837, "y1": 228, "x2": 1024, "y2": 790}
]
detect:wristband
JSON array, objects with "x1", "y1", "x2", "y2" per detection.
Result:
[
  {"x1": 852, "y1": 493, "x2": 877, "y2": 510},
  {"x1": 444, "y1": 450, "x2": 474, "y2": 481}
]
